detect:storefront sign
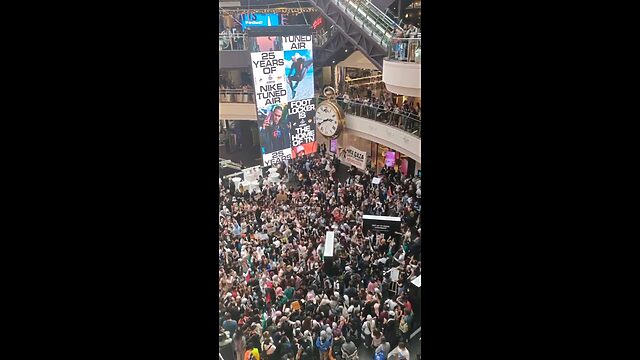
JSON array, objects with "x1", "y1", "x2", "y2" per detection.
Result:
[{"x1": 339, "y1": 146, "x2": 367, "y2": 170}]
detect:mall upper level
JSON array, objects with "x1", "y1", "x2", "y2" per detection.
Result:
[{"x1": 219, "y1": 90, "x2": 421, "y2": 163}]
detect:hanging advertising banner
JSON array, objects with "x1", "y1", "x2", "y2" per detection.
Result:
[
  {"x1": 248, "y1": 26, "x2": 316, "y2": 166},
  {"x1": 338, "y1": 146, "x2": 367, "y2": 170},
  {"x1": 289, "y1": 98, "x2": 317, "y2": 159}
]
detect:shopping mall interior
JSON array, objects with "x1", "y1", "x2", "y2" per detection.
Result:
[{"x1": 219, "y1": 1, "x2": 422, "y2": 359}]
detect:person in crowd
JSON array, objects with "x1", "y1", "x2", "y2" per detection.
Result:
[
  {"x1": 224, "y1": 312, "x2": 239, "y2": 337},
  {"x1": 341, "y1": 336, "x2": 358, "y2": 359},
  {"x1": 374, "y1": 340, "x2": 391, "y2": 360},
  {"x1": 387, "y1": 341, "x2": 410, "y2": 360},
  {"x1": 398, "y1": 308, "x2": 413, "y2": 343},
  {"x1": 218, "y1": 149, "x2": 422, "y2": 360},
  {"x1": 316, "y1": 330, "x2": 332, "y2": 360},
  {"x1": 233, "y1": 329, "x2": 246, "y2": 360}
]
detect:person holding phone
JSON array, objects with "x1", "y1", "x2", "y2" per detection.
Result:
[{"x1": 259, "y1": 105, "x2": 290, "y2": 154}]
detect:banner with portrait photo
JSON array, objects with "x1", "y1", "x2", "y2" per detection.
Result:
[
  {"x1": 256, "y1": 103, "x2": 292, "y2": 166},
  {"x1": 248, "y1": 27, "x2": 316, "y2": 166}
]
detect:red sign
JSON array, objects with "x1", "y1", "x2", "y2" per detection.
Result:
[{"x1": 312, "y1": 16, "x2": 323, "y2": 29}]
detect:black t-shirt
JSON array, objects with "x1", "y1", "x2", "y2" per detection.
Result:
[
  {"x1": 306, "y1": 302, "x2": 317, "y2": 314},
  {"x1": 318, "y1": 304, "x2": 330, "y2": 318},
  {"x1": 301, "y1": 347, "x2": 313, "y2": 360},
  {"x1": 350, "y1": 317, "x2": 362, "y2": 333},
  {"x1": 247, "y1": 333, "x2": 261, "y2": 349},
  {"x1": 229, "y1": 306, "x2": 241, "y2": 321},
  {"x1": 281, "y1": 322, "x2": 294, "y2": 340},
  {"x1": 383, "y1": 319, "x2": 397, "y2": 340},
  {"x1": 344, "y1": 286, "x2": 357, "y2": 298}
]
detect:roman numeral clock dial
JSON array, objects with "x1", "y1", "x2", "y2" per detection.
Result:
[{"x1": 315, "y1": 90, "x2": 345, "y2": 140}]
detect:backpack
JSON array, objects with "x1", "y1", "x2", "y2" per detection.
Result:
[
  {"x1": 399, "y1": 318, "x2": 409, "y2": 333},
  {"x1": 362, "y1": 320, "x2": 372, "y2": 335}
]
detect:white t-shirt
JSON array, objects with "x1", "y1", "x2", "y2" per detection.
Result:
[{"x1": 389, "y1": 347, "x2": 410, "y2": 360}]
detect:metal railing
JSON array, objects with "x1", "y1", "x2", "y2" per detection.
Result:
[
  {"x1": 219, "y1": 33, "x2": 247, "y2": 51},
  {"x1": 387, "y1": 37, "x2": 421, "y2": 63},
  {"x1": 219, "y1": 88, "x2": 255, "y2": 103},
  {"x1": 220, "y1": 29, "x2": 334, "y2": 50},
  {"x1": 345, "y1": 74, "x2": 383, "y2": 87},
  {"x1": 313, "y1": 25, "x2": 335, "y2": 47},
  {"x1": 217, "y1": 89, "x2": 421, "y2": 136},
  {"x1": 332, "y1": 0, "x2": 403, "y2": 49},
  {"x1": 318, "y1": 95, "x2": 421, "y2": 137}
]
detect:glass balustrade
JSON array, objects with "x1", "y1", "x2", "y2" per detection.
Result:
[
  {"x1": 219, "y1": 88, "x2": 254, "y2": 103},
  {"x1": 313, "y1": 25, "x2": 335, "y2": 47},
  {"x1": 318, "y1": 95, "x2": 421, "y2": 137},
  {"x1": 218, "y1": 34, "x2": 247, "y2": 51},
  {"x1": 345, "y1": 74, "x2": 383, "y2": 87},
  {"x1": 217, "y1": 90, "x2": 421, "y2": 138},
  {"x1": 333, "y1": 0, "x2": 402, "y2": 49},
  {"x1": 387, "y1": 37, "x2": 421, "y2": 63}
]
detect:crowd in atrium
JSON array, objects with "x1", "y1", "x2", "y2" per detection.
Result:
[{"x1": 219, "y1": 151, "x2": 421, "y2": 360}]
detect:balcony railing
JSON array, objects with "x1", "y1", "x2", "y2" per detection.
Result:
[
  {"x1": 219, "y1": 88, "x2": 255, "y2": 103},
  {"x1": 313, "y1": 25, "x2": 335, "y2": 47},
  {"x1": 220, "y1": 29, "x2": 334, "y2": 51},
  {"x1": 318, "y1": 95, "x2": 421, "y2": 137},
  {"x1": 217, "y1": 90, "x2": 421, "y2": 137},
  {"x1": 219, "y1": 33, "x2": 247, "y2": 51},
  {"x1": 387, "y1": 37, "x2": 421, "y2": 63},
  {"x1": 345, "y1": 74, "x2": 383, "y2": 87},
  {"x1": 218, "y1": 30, "x2": 333, "y2": 54}
]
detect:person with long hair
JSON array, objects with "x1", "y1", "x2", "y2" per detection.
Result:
[{"x1": 233, "y1": 330, "x2": 246, "y2": 360}]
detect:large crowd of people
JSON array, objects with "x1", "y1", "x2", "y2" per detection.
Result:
[
  {"x1": 219, "y1": 151, "x2": 422, "y2": 360},
  {"x1": 333, "y1": 92, "x2": 421, "y2": 135}
]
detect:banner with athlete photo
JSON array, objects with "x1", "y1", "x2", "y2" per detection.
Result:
[
  {"x1": 282, "y1": 35, "x2": 314, "y2": 102},
  {"x1": 248, "y1": 30, "x2": 316, "y2": 166}
]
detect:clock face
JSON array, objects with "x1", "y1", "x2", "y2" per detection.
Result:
[{"x1": 315, "y1": 103, "x2": 340, "y2": 137}]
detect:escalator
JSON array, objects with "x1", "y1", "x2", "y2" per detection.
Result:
[{"x1": 309, "y1": 0, "x2": 402, "y2": 70}]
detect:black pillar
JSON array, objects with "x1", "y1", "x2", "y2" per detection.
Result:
[{"x1": 407, "y1": 158, "x2": 416, "y2": 176}]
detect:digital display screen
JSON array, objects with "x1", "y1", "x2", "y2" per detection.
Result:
[{"x1": 239, "y1": 13, "x2": 279, "y2": 30}]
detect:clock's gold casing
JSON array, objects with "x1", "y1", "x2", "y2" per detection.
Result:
[{"x1": 316, "y1": 99, "x2": 346, "y2": 139}]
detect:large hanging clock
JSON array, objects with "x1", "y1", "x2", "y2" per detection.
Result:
[{"x1": 315, "y1": 86, "x2": 346, "y2": 139}]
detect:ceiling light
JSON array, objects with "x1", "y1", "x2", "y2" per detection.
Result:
[
  {"x1": 345, "y1": 49, "x2": 348, "y2": 52},
  {"x1": 332, "y1": 60, "x2": 335, "y2": 64}
]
